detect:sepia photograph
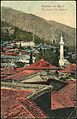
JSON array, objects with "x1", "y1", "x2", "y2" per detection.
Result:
[{"x1": 1, "y1": 1, "x2": 76, "y2": 119}]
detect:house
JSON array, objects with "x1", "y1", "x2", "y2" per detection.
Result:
[
  {"x1": 51, "y1": 80, "x2": 76, "y2": 110},
  {"x1": 1, "y1": 55, "x2": 18, "y2": 64},
  {"x1": 16, "y1": 41, "x2": 35, "y2": 47},
  {"x1": 2, "y1": 51, "x2": 18, "y2": 56},
  {"x1": 1, "y1": 71, "x2": 53, "y2": 118},
  {"x1": 1, "y1": 59, "x2": 57, "y2": 82},
  {"x1": 18, "y1": 54, "x2": 35, "y2": 63},
  {"x1": 59, "y1": 64, "x2": 76, "y2": 73},
  {"x1": 1, "y1": 88, "x2": 49, "y2": 118},
  {"x1": 1, "y1": 59, "x2": 76, "y2": 118}
]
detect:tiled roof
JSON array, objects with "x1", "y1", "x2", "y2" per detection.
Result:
[
  {"x1": 1, "y1": 88, "x2": 47, "y2": 118},
  {"x1": 15, "y1": 67, "x2": 25, "y2": 72},
  {"x1": 1, "y1": 68, "x2": 15, "y2": 75},
  {"x1": 21, "y1": 98, "x2": 48, "y2": 118},
  {"x1": 3, "y1": 69, "x2": 39, "y2": 81},
  {"x1": 1, "y1": 81, "x2": 50, "y2": 91},
  {"x1": 1, "y1": 47, "x2": 11, "y2": 51},
  {"x1": 22, "y1": 75, "x2": 44, "y2": 83},
  {"x1": 3, "y1": 52, "x2": 18, "y2": 56},
  {"x1": 60, "y1": 64, "x2": 76, "y2": 73},
  {"x1": 29, "y1": 59, "x2": 56, "y2": 69},
  {"x1": 1, "y1": 59, "x2": 56, "y2": 81},
  {"x1": 1, "y1": 67, "x2": 38, "y2": 81},
  {"x1": 1, "y1": 68, "x2": 20, "y2": 80},
  {"x1": 51, "y1": 80, "x2": 76, "y2": 110},
  {"x1": 1, "y1": 67, "x2": 24, "y2": 73}
]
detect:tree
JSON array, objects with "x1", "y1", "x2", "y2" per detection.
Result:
[
  {"x1": 29, "y1": 51, "x2": 33, "y2": 64},
  {"x1": 19, "y1": 43, "x2": 21, "y2": 49},
  {"x1": 51, "y1": 52, "x2": 59, "y2": 66},
  {"x1": 36, "y1": 48, "x2": 59, "y2": 66},
  {"x1": 15, "y1": 62, "x2": 25, "y2": 67}
]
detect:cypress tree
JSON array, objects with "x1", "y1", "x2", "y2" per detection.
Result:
[
  {"x1": 19, "y1": 43, "x2": 21, "y2": 49},
  {"x1": 29, "y1": 51, "x2": 33, "y2": 64}
]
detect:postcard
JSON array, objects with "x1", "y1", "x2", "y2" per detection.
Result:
[{"x1": 1, "y1": 1, "x2": 76, "y2": 119}]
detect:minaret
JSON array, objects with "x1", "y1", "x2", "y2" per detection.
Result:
[{"x1": 59, "y1": 34, "x2": 64, "y2": 67}]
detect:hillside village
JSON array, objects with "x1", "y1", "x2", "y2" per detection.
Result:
[
  {"x1": 1, "y1": 32, "x2": 76, "y2": 118},
  {"x1": 1, "y1": 6, "x2": 76, "y2": 119}
]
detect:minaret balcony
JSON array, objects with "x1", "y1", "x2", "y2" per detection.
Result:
[{"x1": 59, "y1": 42, "x2": 64, "y2": 45}]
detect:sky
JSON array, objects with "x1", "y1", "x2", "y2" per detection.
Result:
[{"x1": 1, "y1": 1, "x2": 76, "y2": 28}]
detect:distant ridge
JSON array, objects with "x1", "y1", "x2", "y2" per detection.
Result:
[{"x1": 1, "y1": 6, "x2": 76, "y2": 47}]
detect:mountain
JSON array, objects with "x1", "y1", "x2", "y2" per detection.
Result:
[
  {"x1": 1, "y1": 20, "x2": 42, "y2": 43},
  {"x1": 1, "y1": 6, "x2": 76, "y2": 47}
]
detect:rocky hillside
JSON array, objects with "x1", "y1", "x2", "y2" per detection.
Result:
[
  {"x1": 1, "y1": 6, "x2": 76, "y2": 47},
  {"x1": 1, "y1": 20, "x2": 42, "y2": 43}
]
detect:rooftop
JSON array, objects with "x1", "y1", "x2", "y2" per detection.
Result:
[
  {"x1": 1, "y1": 88, "x2": 48, "y2": 118},
  {"x1": 60, "y1": 64, "x2": 76, "y2": 73},
  {"x1": 2, "y1": 51, "x2": 18, "y2": 56},
  {"x1": 29, "y1": 59, "x2": 56, "y2": 69},
  {"x1": 1, "y1": 59, "x2": 56, "y2": 81},
  {"x1": 51, "y1": 80, "x2": 76, "y2": 110}
]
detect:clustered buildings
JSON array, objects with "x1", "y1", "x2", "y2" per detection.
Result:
[{"x1": 1, "y1": 35, "x2": 76, "y2": 118}]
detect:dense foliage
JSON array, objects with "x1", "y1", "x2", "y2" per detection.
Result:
[
  {"x1": 36, "y1": 47, "x2": 59, "y2": 66},
  {"x1": 15, "y1": 62, "x2": 26, "y2": 67},
  {"x1": 1, "y1": 21, "x2": 43, "y2": 43}
]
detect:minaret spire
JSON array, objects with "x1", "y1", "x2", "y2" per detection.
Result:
[{"x1": 61, "y1": 33, "x2": 63, "y2": 41}]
